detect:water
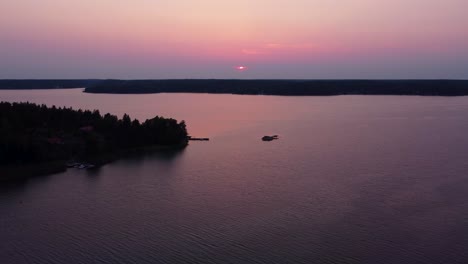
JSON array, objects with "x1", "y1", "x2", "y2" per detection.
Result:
[{"x1": 2, "y1": 89, "x2": 468, "y2": 263}]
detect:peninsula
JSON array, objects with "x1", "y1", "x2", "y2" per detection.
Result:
[{"x1": 0, "y1": 102, "x2": 188, "y2": 181}]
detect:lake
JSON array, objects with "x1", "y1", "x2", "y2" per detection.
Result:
[{"x1": 2, "y1": 89, "x2": 468, "y2": 263}]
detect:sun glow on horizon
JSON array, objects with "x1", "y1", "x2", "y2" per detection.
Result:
[
  {"x1": 1, "y1": 0, "x2": 468, "y2": 78},
  {"x1": 235, "y1": 66, "x2": 248, "y2": 71}
]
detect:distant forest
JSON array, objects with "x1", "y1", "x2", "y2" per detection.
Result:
[
  {"x1": 1, "y1": 79, "x2": 468, "y2": 96},
  {"x1": 85, "y1": 80, "x2": 468, "y2": 96},
  {"x1": 0, "y1": 79, "x2": 100, "y2": 89},
  {"x1": 0, "y1": 102, "x2": 188, "y2": 167}
]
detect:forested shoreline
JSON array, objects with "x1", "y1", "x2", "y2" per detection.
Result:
[
  {"x1": 0, "y1": 102, "x2": 188, "y2": 181},
  {"x1": 2, "y1": 79, "x2": 468, "y2": 96},
  {"x1": 84, "y1": 79, "x2": 468, "y2": 96},
  {"x1": 0, "y1": 79, "x2": 101, "y2": 89}
]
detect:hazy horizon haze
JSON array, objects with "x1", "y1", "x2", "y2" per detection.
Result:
[{"x1": 1, "y1": 0, "x2": 468, "y2": 79}]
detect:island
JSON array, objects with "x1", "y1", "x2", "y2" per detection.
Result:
[{"x1": 0, "y1": 102, "x2": 189, "y2": 182}]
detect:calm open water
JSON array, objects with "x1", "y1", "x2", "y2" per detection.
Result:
[{"x1": 2, "y1": 89, "x2": 468, "y2": 264}]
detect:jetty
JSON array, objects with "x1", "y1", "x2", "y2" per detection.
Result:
[{"x1": 188, "y1": 136, "x2": 210, "y2": 141}]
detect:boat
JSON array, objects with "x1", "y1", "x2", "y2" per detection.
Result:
[
  {"x1": 262, "y1": 135, "x2": 279, "y2": 141},
  {"x1": 66, "y1": 162, "x2": 80, "y2": 168},
  {"x1": 76, "y1": 163, "x2": 95, "y2": 169}
]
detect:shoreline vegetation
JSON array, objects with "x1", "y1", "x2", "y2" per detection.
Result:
[
  {"x1": 1, "y1": 79, "x2": 468, "y2": 96},
  {"x1": 0, "y1": 102, "x2": 189, "y2": 182},
  {"x1": 0, "y1": 79, "x2": 100, "y2": 89},
  {"x1": 84, "y1": 79, "x2": 468, "y2": 96}
]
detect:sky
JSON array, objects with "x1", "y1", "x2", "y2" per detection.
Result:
[{"x1": 1, "y1": 0, "x2": 468, "y2": 79}]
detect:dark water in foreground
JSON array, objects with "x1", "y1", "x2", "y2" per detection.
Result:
[{"x1": 2, "y1": 89, "x2": 468, "y2": 264}]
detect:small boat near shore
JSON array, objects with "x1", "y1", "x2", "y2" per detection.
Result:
[
  {"x1": 66, "y1": 162, "x2": 81, "y2": 168},
  {"x1": 67, "y1": 162, "x2": 95, "y2": 170}
]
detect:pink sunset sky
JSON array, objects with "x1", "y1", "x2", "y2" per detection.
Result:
[{"x1": 1, "y1": 0, "x2": 467, "y2": 79}]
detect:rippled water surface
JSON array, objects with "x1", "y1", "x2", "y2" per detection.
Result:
[{"x1": 2, "y1": 89, "x2": 468, "y2": 263}]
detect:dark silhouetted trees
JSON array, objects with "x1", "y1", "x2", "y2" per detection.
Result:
[
  {"x1": 0, "y1": 80, "x2": 101, "y2": 89},
  {"x1": 84, "y1": 79, "x2": 468, "y2": 96},
  {"x1": 0, "y1": 102, "x2": 188, "y2": 165}
]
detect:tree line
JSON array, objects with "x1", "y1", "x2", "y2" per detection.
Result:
[
  {"x1": 84, "y1": 79, "x2": 468, "y2": 96},
  {"x1": 0, "y1": 80, "x2": 101, "y2": 89},
  {"x1": 0, "y1": 102, "x2": 188, "y2": 165}
]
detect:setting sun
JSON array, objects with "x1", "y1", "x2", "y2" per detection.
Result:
[{"x1": 235, "y1": 66, "x2": 248, "y2": 71}]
